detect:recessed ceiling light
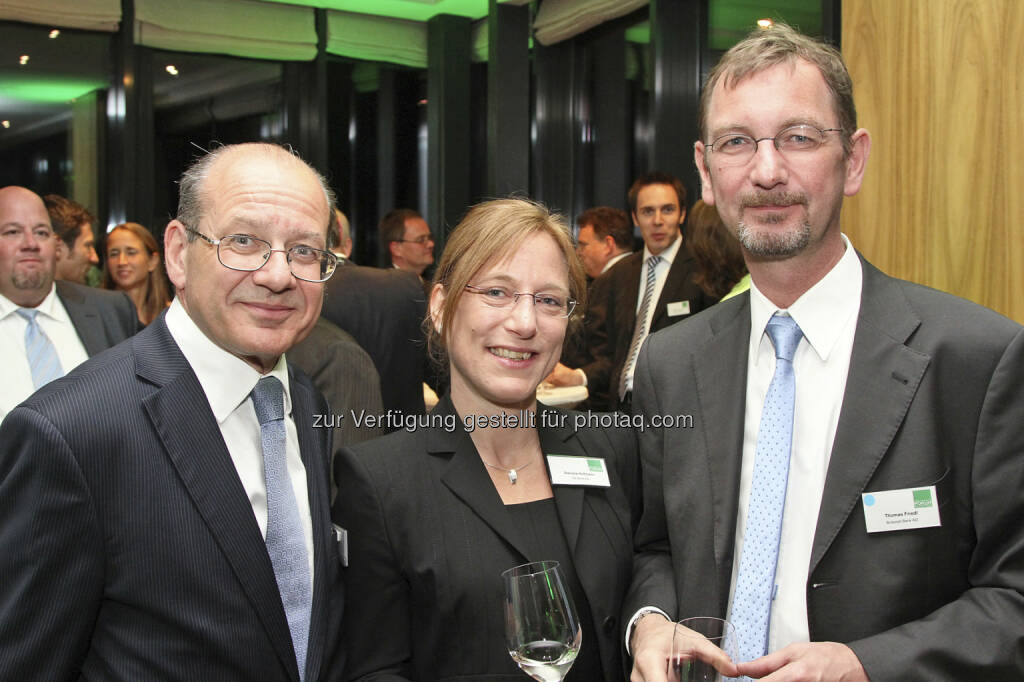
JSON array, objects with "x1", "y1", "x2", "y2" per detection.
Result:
[
  {"x1": 165, "y1": 65, "x2": 179, "y2": 76},
  {"x1": 757, "y1": 18, "x2": 773, "y2": 29},
  {"x1": 2, "y1": 120, "x2": 10, "y2": 129},
  {"x1": 49, "y1": 29, "x2": 60, "y2": 39},
  {"x1": 19, "y1": 55, "x2": 29, "y2": 66}
]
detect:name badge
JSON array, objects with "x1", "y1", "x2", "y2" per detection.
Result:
[
  {"x1": 546, "y1": 455, "x2": 611, "y2": 487},
  {"x1": 667, "y1": 300, "x2": 691, "y2": 317},
  {"x1": 332, "y1": 523, "x2": 349, "y2": 567},
  {"x1": 861, "y1": 485, "x2": 941, "y2": 533}
]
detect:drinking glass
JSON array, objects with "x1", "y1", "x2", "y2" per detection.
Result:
[
  {"x1": 503, "y1": 560, "x2": 581, "y2": 682},
  {"x1": 667, "y1": 617, "x2": 737, "y2": 682}
]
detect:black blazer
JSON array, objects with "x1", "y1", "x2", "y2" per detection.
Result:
[
  {"x1": 581, "y1": 243, "x2": 718, "y2": 409},
  {"x1": 0, "y1": 315, "x2": 343, "y2": 681},
  {"x1": 333, "y1": 396, "x2": 639, "y2": 682}
]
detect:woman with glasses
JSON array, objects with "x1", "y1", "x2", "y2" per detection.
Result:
[
  {"x1": 103, "y1": 222, "x2": 171, "y2": 326},
  {"x1": 333, "y1": 198, "x2": 638, "y2": 681}
]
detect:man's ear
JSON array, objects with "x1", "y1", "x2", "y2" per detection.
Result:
[
  {"x1": 54, "y1": 238, "x2": 67, "y2": 263},
  {"x1": 694, "y1": 141, "x2": 715, "y2": 206},
  {"x1": 164, "y1": 220, "x2": 188, "y2": 291}
]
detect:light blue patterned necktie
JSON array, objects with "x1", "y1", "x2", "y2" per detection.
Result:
[
  {"x1": 251, "y1": 376, "x2": 312, "y2": 682},
  {"x1": 16, "y1": 308, "x2": 64, "y2": 389},
  {"x1": 731, "y1": 313, "x2": 804, "y2": 668},
  {"x1": 619, "y1": 254, "x2": 661, "y2": 400}
]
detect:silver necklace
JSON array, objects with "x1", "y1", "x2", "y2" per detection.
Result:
[{"x1": 482, "y1": 458, "x2": 534, "y2": 484}]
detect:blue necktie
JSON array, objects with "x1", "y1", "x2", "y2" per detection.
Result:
[
  {"x1": 251, "y1": 376, "x2": 312, "y2": 682},
  {"x1": 16, "y1": 308, "x2": 64, "y2": 389},
  {"x1": 620, "y1": 255, "x2": 661, "y2": 400},
  {"x1": 731, "y1": 314, "x2": 804, "y2": 666}
]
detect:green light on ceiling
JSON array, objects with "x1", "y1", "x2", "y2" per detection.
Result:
[
  {"x1": 0, "y1": 74, "x2": 106, "y2": 104},
  {"x1": 263, "y1": 0, "x2": 490, "y2": 22}
]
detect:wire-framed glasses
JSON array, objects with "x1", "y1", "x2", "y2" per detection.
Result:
[
  {"x1": 707, "y1": 124, "x2": 842, "y2": 166},
  {"x1": 186, "y1": 227, "x2": 337, "y2": 282},
  {"x1": 393, "y1": 235, "x2": 434, "y2": 245},
  {"x1": 465, "y1": 284, "x2": 576, "y2": 318}
]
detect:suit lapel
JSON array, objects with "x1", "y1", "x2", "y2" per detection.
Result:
[
  {"x1": 291, "y1": 373, "x2": 332, "y2": 681},
  {"x1": 435, "y1": 398, "x2": 534, "y2": 561},
  {"x1": 651, "y1": 244, "x2": 693, "y2": 330},
  {"x1": 618, "y1": 253, "x2": 643, "y2": 333},
  {"x1": 56, "y1": 280, "x2": 107, "y2": 356},
  {"x1": 691, "y1": 297, "x2": 751, "y2": 613},
  {"x1": 540, "y1": 414, "x2": 586, "y2": 555},
  {"x1": 809, "y1": 259, "x2": 930, "y2": 574},
  {"x1": 137, "y1": 321, "x2": 300, "y2": 681}
]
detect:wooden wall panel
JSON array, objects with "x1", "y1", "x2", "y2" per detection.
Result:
[{"x1": 841, "y1": 0, "x2": 1024, "y2": 322}]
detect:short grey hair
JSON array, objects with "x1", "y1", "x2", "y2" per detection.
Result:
[{"x1": 176, "y1": 142, "x2": 336, "y2": 242}]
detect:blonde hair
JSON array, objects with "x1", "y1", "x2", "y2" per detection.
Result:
[
  {"x1": 427, "y1": 198, "x2": 585, "y2": 367},
  {"x1": 699, "y1": 23, "x2": 856, "y2": 156}
]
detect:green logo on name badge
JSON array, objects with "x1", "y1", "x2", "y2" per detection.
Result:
[
  {"x1": 587, "y1": 459, "x2": 603, "y2": 472},
  {"x1": 913, "y1": 489, "x2": 933, "y2": 508}
]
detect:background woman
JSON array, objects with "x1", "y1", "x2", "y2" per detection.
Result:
[
  {"x1": 688, "y1": 199, "x2": 749, "y2": 300},
  {"x1": 103, "y1": 222, "x2": 170, "y2": 326},
  {"x1": 333, "y1": 198, "x2": 638, "y2": 681}
]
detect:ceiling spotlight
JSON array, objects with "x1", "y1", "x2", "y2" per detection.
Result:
[
  {"x1": 2, "y1": 120, "x2": 10, "y2": 129},
  {"x1": 165, "y1": 65, "x2": 179, "y2": 76},
  {"x1": 49, "y1": 29, "x2": 60, "y2": 39},
  {"x1": 19, "y1": 55, "x2": 29, "y2": 66},
  {"x1": 757, "y1": 18, "x2": 774, "y2": 29}
]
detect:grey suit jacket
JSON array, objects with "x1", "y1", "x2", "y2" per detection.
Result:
[
  {"x1": 0, "y1": 316, "x2": 344, "y2": 681},
  {"x1": 625, "y1": 256, "x2": 1024, "y2": 680},
  {"x1": 55, "y1": 279, "x2": 139, "y2": 355}
]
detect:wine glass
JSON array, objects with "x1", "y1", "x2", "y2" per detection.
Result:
[
  {"x1": 502, "y1": 560, "x2": 581, "y2": 682},
  {"x1": 667, "y1": 617, "x2": 737, "y2": 682}
]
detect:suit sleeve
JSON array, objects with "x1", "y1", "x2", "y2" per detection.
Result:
[
  {"x1": 848, "y1": 327, "x2": 1024, "y2": 680},
  {"x1": 332, "y1": 448, "x2": 413, "y2": 681},
  {"x1": 579, "y1": 273, "x2": 615, "y2": 398},
  {"x1": 0, "y1": 407, "x2": 104, "y2": 681},
  {"x1": 621, "y1": 342, "x2": 679, "y2": 624}
]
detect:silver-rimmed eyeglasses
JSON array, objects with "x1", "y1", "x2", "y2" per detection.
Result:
[
  {"x1": 185, "y1": 227, "x2": 337, "y2": 282},
  {"x1": 707, "y1": 124, "x2": 842, "y2": 166},
  {"x1": 465, "y1": 284, "x2": 576, "y2": 318},
  {"x1": 393, "y1": 235, "x2": 434, "y2": 245}
]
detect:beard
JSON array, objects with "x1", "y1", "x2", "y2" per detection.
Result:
[
  {"x1": 12, "y1": 268, "x2": 48, "y2": 291},
  {"x1": 735, "y1": 190, "x2": 812, "y2": 258}
]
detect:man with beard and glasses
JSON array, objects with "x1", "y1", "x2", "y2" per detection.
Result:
[
  {"x1": 0, "y1": 186, "x2": 137, "y2": 420},
  {"x1": 624, "y1": 23, "x2": 1024, "y2": 682}
]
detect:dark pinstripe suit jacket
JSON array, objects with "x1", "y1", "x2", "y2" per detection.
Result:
[{"x1": 0, "y1": 315, "x2": 344, "y2": 681}]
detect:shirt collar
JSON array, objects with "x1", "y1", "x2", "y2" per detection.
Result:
[
  {"x1": 749, "y1": 234, "x2": 863, "y2": 366},
  {"x1": 601, "y1": 251, "x2": 631, "y2": 274},
  {"x1": 0, "y1": 283, "x2": 65, "y2": 322},
  {"x1": 643, "y1": 230, "x2": 682, "y2": 265},
  {"x1": 164, "y1": 298, "x2": 293, "y2": 424}
]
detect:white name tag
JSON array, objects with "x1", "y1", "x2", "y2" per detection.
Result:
[
  {"x1": 546, "y1": 455, "x2": 611, "y2": 487},
  {"x1": 667, "y1": 300, "x2": 691, "y2": 317},
  {"x1": 861, "y1": 485, "x2": 941, "y2": 533}
]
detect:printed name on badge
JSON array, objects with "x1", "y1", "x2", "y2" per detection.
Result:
[
  {"x1": 862, "y1": 485, "x2": 941, "y2": 533},
  {"x1": 547, "y1": 455, "x2": 611, "y2": 487}
]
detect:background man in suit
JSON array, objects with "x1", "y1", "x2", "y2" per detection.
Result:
[
  {"x1": 546, "y1": 172, "x2": 718, "y2": 410},
  {"x1": 321, "y1": 262, "x2": 428, "y2": 420},
  {"x1": 626, "y1": 24, "x2": 1024, "y2": 681},
  {"x1": 575, "y1": 205, "x2": 633, "y2": 279},
  {"x1": 380, "y1": 208, "x2": 434, "y2": 279},
  {"x1": 44, "y1": 193, "x2": 100, "y2": 285},
  {"x1": 0, "y1": 185, "x2": 137, "y2": 419},
  {"x1": 0, "y1": 143, "x2": 344, "y2": 680}
]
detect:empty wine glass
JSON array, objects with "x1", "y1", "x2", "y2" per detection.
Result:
[
  {"x1": 668, "y1": 617, "x2": 737, "y2": 682},
  {"x1": 503, "y1": 561, "x2": 581, "y2": 682}
]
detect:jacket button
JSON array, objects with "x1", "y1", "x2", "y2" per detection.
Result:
[{"x1": 602, "y1": 616, "x2": 616, "y2": 634}]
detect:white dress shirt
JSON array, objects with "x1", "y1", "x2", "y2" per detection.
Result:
[
  {"x1": 726, "y1": 235, "x2": 862, "y2": 652},
  {"x1": 0, "y1": 286, "x2": 89, "y2": 419},
  {"x1": 165, "y1": 299, "x2": 315, "y2": 578},
  {"x1": 622, "y1": 234, "x2": 682, "y2": 394},
  {"x1": 600, "y1": 251, "x2": 631, "y2": 275}
]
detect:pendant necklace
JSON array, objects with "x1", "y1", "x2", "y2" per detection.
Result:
[{"x1": 483, "y1": 458, "x2": 534, "y2": 484}]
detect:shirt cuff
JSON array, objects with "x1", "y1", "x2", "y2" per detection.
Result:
[
  {"x1": 575, "y1": 368, "x2": 588, "y2": 387},
  {"x1": 624, "y1": 606, "x2": 671, "y2": 655}
]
